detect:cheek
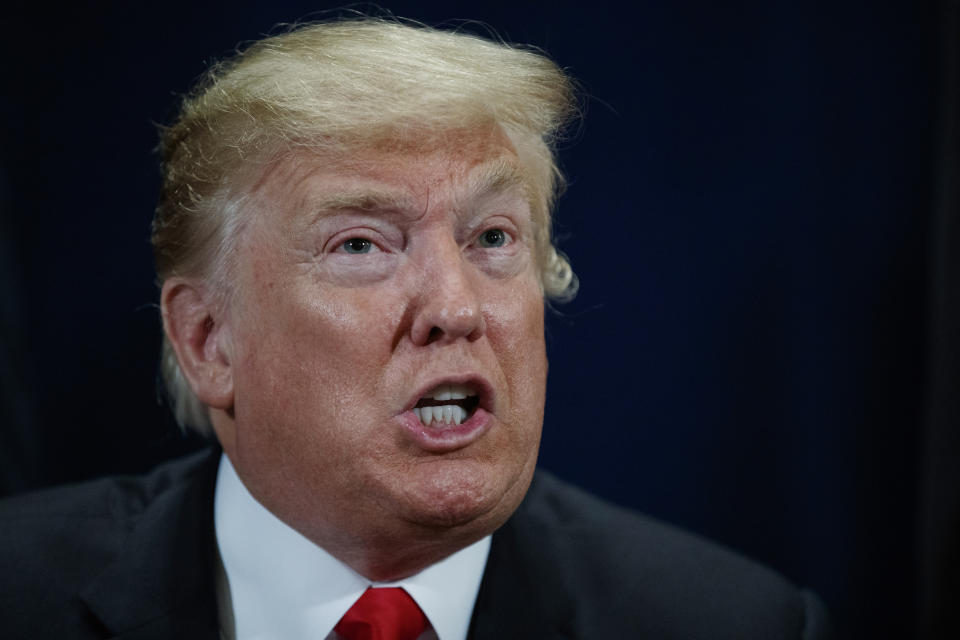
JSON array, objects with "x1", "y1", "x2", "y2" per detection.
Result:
[
  {"x1": 487, "y1": 280, "x2": 548, "y2": 414},
  {"x1": 230, "y1": 283, "x2": 402, "y2": 431},
  {"x1": 499, "y1": 280, "x2": 546, "y2": 361}
]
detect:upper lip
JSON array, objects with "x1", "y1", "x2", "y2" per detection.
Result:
[{"x1": 404, "y1": 374, "x2": 495, "y2": 414}]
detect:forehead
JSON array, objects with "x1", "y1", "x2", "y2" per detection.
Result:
[{"x1": 250, "y1": 126, "x2": 531, "y2": 217}]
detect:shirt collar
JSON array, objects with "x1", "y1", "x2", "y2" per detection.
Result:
[{"x1": 214, "y1": 453, "x2": 490, "y2": 640}]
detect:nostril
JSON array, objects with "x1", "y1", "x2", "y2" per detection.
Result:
[{"x1": 411, "y1": 297, "x2": 485, "y2": 346}]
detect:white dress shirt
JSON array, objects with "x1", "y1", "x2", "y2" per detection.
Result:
[{"x1": 214, "y1": 454, "x2": 491, "y2": 640}]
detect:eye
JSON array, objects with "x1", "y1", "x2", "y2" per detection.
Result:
[
  {"x1": 341, "y1": 238, "x2": 374, "y2": 254},
  {"x1": 478, "y1": 228, "x2": 508, "y2": 248}
]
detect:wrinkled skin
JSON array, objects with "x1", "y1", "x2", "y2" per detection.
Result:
[{"x1": 207, "y1": 126, "x2": 547, "y2": 580}]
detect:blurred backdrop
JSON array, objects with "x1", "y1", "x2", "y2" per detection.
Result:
[{"x1": 2, "y1": 1, "x2": 957, "y2": 637}]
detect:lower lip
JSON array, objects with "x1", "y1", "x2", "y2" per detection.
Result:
[{"x1": 399, "y1": 407, "x2": 492, "y2": 452}]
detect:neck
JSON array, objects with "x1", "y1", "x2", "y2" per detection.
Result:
[{"x1": 311, "y1": 522, "x2": 490, "y2": 582}]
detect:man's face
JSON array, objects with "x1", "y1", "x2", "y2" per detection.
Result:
[{"x1": 214, "y1": 127, "x2": 547, "y2": 573}]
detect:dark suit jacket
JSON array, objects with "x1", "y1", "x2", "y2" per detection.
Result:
[{"x1": 0, "y1": 449, "x2": 833, "y2": 639}]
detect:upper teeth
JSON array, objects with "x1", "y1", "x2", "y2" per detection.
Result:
[{"x1": 424, "y1": 383, "x2": 474, "y2": 401}]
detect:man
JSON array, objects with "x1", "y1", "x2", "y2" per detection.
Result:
[{"x1": 1, "y1": 18, "x2": 832, "y2": 639}]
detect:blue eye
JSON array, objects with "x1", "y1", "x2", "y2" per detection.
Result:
[
  {"x1": 478, "y1": 229, "x2": 507, "y2": 248},
  {"x1": 342, "y1": 238, "x2": 373, "y2": 254}
]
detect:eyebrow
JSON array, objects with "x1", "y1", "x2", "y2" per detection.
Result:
[
  {"x1": 303, "y1": 157, "x2": 530, "y2": 223},
  {"x1": 305, "y1": 189, "x2": 416, "y2": 216},
  {"x1": 464, "y1": 158, "x2": 529, "y2": 202}
]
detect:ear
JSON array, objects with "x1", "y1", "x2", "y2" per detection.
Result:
[{"x1": 161, "y1": 278, "x2": 234, "y2": 412}]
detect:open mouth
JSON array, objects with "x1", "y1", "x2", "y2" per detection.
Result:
[{"x1": 412, "y1": 383, "x2": 480, "y2": 426}]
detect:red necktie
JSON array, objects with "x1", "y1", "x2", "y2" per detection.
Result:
[{"x1": 334, "y1": 587, "x2": 429, "y2": 640}]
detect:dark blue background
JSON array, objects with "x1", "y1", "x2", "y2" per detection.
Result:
[{"x1": 1, "y1": 1, "x2": 946, "y2": 637}]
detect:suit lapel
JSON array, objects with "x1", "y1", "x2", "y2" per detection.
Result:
[
  {"x1": 468, "y1": 474, "x2": 576, "y2": 640},
  {"x1": 78, "y1": 449, "x2": 221, "y2": 640}
]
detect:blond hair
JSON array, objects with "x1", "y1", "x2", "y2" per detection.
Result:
[{"x1": 152, "y1": 17, "x2": 579, "y2": 433}]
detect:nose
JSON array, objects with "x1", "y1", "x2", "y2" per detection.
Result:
[{"x1": 409, "y1": 233, "x2": 486, "y2": 346}]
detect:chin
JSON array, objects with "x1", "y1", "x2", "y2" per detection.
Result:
[{"x1": 397, "y1": 458, "x2": 534, "y2": 532}]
